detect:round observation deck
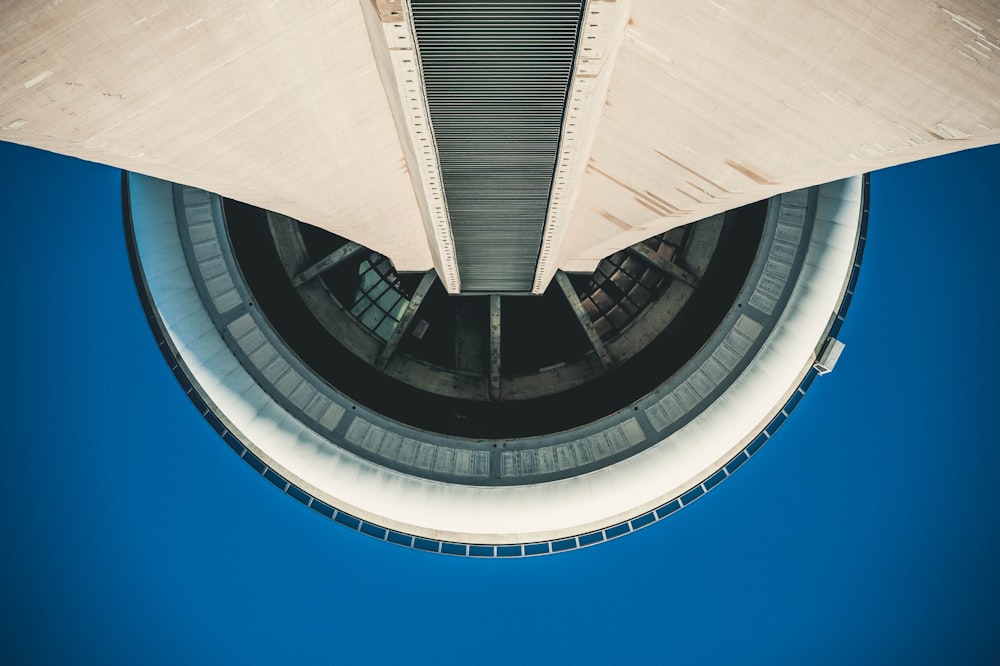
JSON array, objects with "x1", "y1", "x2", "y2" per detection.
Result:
[{"x1": 125, "y1": 172, "x2": 867, "y2": 555}]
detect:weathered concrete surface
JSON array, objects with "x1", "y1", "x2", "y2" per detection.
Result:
[
  {"x1": 3, "y1": 1, "x2": 1000, "y2": 283},
  {"x1": 558, "y1": 0, "x2": 1000, "y2": 271},
  {"x1": 0, "y1": 0, "x2": 435, "y2": 270},
  {"x1": 532, "y1": 0, "x2": 632, "y2": 292},
  {"x1": 359, "y1": 0, "x2": 459, "y2": 289}
]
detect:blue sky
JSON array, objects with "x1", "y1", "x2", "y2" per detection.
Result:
[{"x1": 0, "y1": 140, "x2": 998, "y2": 665}]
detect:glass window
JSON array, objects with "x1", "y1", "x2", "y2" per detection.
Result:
[
  {"x1": 413, "y1": 538, "x2": 440, "y2": 553},
  {"x1": 784, "y1": 389, "x2": 804, "y2": 413},
  {"x1": 171, "y1": 363, "x2": 188, "y2": 385},
  {"x1": 576, "y1": 231, "x2": 686, "y2": 342},
  {"x1": 221, "y1": 432, "x2": 244, "y2": 455},
  {"x1": 766, "y1": 411, "x2": 787, "y2": 435},
  {"x1": 800, "y1": 369, "x2": 818, "y2": 392},
  {"x1": 631, "y1": 512, "x2": 655, "y2": 529},
  {"x1": 440, "y1": 542, "x2": 467, "y2": 556},
  {"x1": 704, "y1": 468, "x2": 727, "y2": 491},
  {"x1": 360, "y1": 522, "x2": 387, "y2": 539},
  {"x1": 469, "y1": 545, "x2": 495, "y2": 558},
  {"x1": 725, "y1": 453, "x2": 748, "y2": 476},
  {"x1": 285, "y1": 485, "x2": 311, "y2": 506},
  {"x1": 680, "y1": 485, "x2": 704, "y2": 506},
  {"x1": 848, "y1": 269, "x2": 860, "y2": 294},
  {"x1": 244, "y1": 453, "x2": 266, "y2": 474},
  {"x1": 310, "y1": 500, "x2": 334, "y2": 518},
  {"x1": 746, "y1": 432, "x2": 769, "y2": 456},
  {"x1": 187, "y1": 391, "x2": 208, "y2": 415},
  {"x1": 263, "y1": 468, "x2": 287, "y2": 490},
  {"x1": 839, "y1": 290, "x2": 853, "y2": 313},
  {"x1": 335, "y1": 512, "x2": 360, "y2": 529},
  {"x1": 387, "y1": 531, "x2": 412, "y2": 546},
  {"x1": 203, "y1": 410, "x2": 225, "y2": 435},
  {"x1": 656, "y1": 500, "x2": 681, "y2": 519},
  {"x1": 349, "y1": 255, "x2": 412, "y2": 341},
  {"x1": 605, "y1": 523, "x2": 630, "y2": 539}
]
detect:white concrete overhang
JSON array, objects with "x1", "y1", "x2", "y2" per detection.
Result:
[
  {"x1": 129, "y1": 172, "x2": 863, "y2": 547},
  {"x1": 5, "y1": 1, "x2": 995, "y2": 294}
]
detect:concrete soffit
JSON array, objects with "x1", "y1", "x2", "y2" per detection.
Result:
[
  {"x1": 363, "y1": 0, "x2": 461, "y2": 292},
  {"x1": 363, "y1": 0, "x2": 634, "y2": 295},
  {"x1": 531, "y1": 0, "x2": 632, "y2": 293}
]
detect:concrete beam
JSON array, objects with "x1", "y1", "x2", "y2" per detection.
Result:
[
  {"x1": 627, "y1": 245, "x2": 699, "y2": 288},
  {"x1": 360, "y1": 0, "x2": 460, "y2": 292},
  {"x1": 489, "y1": 294, "x2": 501, "y2": 401},
  {"x1": 531, "y1": 0, "x2": 632, "y2": 294},
  {"x1": 375, "y1": 270, "x2": 437, "y2": 370},
  {"x1": 555, "y1": 270, "x2": 613, "y2": 369},
  {"x1": 291, "y1": 242, "x2": 365, "y2": 287}
]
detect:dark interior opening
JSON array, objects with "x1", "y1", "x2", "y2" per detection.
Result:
[{"x1": 224, "y1": 200, "x2": 766, "y2": 438}]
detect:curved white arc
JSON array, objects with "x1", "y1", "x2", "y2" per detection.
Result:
[{"x1": 132, "y1": 173, "x2": 862, "y2": 544}]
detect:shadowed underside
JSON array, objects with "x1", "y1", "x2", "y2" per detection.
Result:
[{"x1": 2, "y1": 0, "x2": 998, "y2": 287}]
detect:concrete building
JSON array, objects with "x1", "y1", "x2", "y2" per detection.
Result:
[{"x1": 3, "y1": 1, "x2": 999, "y2": 555}]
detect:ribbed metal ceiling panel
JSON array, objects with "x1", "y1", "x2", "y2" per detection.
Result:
[{"x1": 409, "y1": 0, "x2": 585, "y2": 293}]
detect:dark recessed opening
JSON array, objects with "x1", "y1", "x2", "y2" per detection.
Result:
[{"x1": 223, "y1": 199, "x2": 766, "y2": 437}]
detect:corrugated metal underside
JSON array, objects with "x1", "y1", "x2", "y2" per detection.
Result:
[{"x1": 410, "y1": 0, "x2": 585, "y2": 293}]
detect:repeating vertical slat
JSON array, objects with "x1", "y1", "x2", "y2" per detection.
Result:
[{"x1": 410, "y1": 0, "x2": 585, "y2": 292}]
